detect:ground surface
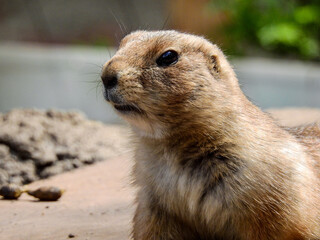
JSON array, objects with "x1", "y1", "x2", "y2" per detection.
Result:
[
  {"x1": 1, "y1": 108, "x2": 320, "y2": 240},
  {"x1": 0, "y1": 155, "x2": 134, "y2": 240}
]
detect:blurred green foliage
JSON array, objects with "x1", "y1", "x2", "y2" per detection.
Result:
[{"x1": 208, "y1": 0, "x2": 320, "y2": 60}]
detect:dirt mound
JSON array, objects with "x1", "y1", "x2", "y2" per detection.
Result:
[{"x1": 0, "y1": 109, "x2": 129, "y2": 186}]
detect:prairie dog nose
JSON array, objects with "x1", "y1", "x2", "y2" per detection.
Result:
[{"x1": 101, "y1": 72, "x2": 118, "y2": 90}]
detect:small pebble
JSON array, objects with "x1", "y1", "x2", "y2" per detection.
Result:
[
  {"x1": 68, "y1": 233, "x2": 75, "y2": 238},
  {"x1": 0, "y1": 184, "x2": 23, "y2": 199},
  {"x1": 27, "y1": 186, "x2": 64, "y2": 201}
]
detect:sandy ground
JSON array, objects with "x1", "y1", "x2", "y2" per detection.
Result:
[
  {"x1": 0, "y1": 155, "x2": 134, "y2": 240},
  {"x1": 1, "y1": 108, "x2": 320, "y2": 240},
  {"x1": 268, "y1": 108, "x2": 320, "y2": 127}
]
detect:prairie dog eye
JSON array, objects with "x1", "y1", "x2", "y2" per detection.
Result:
[{"x1": 156, "y1": 50, "x2": 178, "y2": 67}]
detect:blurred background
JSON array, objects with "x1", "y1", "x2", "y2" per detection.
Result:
[{"x1": 0, "y1": 0, "x2": 319, "y2": 123}]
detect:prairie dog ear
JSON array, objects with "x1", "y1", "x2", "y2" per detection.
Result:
[
  {"x1": 210, "y1": 54, "x2": 221, "y2": 75},
  {"x1": 204, "y1": 43, "x2": 235, "y2": 81},
  {"x1": 205, "y1": 43, "x2": 240, "y2": 90},
  {"x1": 200, "y1": 42, "x2": 223, "y2": 78}
]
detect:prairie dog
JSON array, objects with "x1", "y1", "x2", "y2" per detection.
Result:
[{"x1": 101, "y1": 30, "x2": 320, "y2": 240}]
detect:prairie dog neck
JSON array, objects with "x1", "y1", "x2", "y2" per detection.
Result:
[{"x1": 135, "y1": 93, "x2": 289, "y2": 157}]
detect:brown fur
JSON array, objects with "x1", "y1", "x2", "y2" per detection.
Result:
[{"x1": 101, "y1": 30, "x2": 320, "y2": 240}]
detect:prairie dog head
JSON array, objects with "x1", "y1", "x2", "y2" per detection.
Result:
[{"x1": 101, "y1": 30, "x2": 241, "y2": 138}]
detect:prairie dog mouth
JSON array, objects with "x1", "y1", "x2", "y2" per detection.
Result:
[{"x1": 113, "y1": 104, "x2": 142, "y2": 114}]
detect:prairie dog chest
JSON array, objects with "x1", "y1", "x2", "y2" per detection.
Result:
[
  {"x1": 134, "y1": 142, "x2": 225, "y2": 220},
  {"x1": 135, "y1": 145, "x2": 181, "y2": 199}
]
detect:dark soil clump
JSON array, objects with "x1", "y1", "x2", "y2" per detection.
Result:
[{"x1": 0, "y1": 109, "x2": 128, "y2": 186}]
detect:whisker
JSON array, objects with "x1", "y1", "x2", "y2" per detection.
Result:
[
  {"x1": 107, "y1": 48, "x2": 112, "y2": 59},
  {"x1": 84, "y1": 62, "x2": 103, "y2": 69},
  {"x1": 96, "y1": 82, "x2": 104, "y2": 100},
  {"x1": 109, "y1": 9, "x2": 126, "y2": 36},
  {"x1": 85, "y1": 76, "x2": 103, "y2": 99},
  {"x1": 162, "y1": 13, "x2": 171, "y2": 30},
  {"x1": 114, "y1": 31, "x2": 121, "y2": 46}
]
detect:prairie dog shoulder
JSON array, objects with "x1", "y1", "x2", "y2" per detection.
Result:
[{"x1": 101, "y1": 30, "x2": 320, "y2": 240}]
